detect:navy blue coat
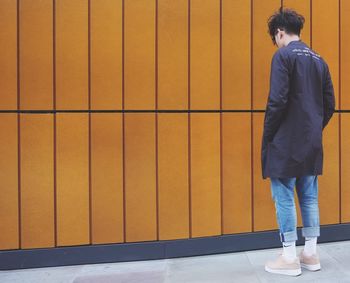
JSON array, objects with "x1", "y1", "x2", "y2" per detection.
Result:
[{"x1": 261, "y1": 39, "x2": 335, "y2": 179}]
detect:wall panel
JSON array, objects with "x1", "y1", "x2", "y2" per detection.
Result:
[
  {"x1": 91, "y1": 0, "x2": 122, "y2": 110},
  {"x1": 341, "y1": 114, "x2": 350, "y2": 223},
  {"x1": 222, "y1": 0, "x2": 251, "y2": 110},
  {"x1": 222, "y1": 113, "x2": 252, "y2": 234},
  {"x1": 190, "y1": 114, "x2": 221, "y2": 237},
  {"x1": 0, "y1": 114, "x2": 18, "y2": 250},
  {"x1": 158, "y1": 114, "x2": 189, "y2": 240},
  {"x1": 91, "y1": 114, "x2": 123, "y2": 244},
  {"x1": 19, "y1": 0, "x2": 53, "y2": 110},
  {"x1": 124, "y1": 113, "x2": 157, "y2": 242},
  {"x1": 312, "y1": 0, "x2": 339, "y2": 109},
  {"x1": 20, "y1": 114, "x2": 54, "y2": 248},
  {"x1": 158, "y1": 0, "x2": 188, "y2": 109},
  {"x1": 0, "y1": 0, "x2": 17, "y2": 110},
  {"x1": 341, "y1": 0, "x2": 350, "y2": 109},
  {"x1": 56, "y1": 114, "x2": 89, "y2": 246},
  {"x1": 124, "y1": 0, "x2": 155, "y2": 110},
  {"x1": 190, "y1": 0, "x2": 220, "y2": 110},
  {"x1": 319, "y1": 114, "x2": 340, "y2": 225},
  {"x1": 253, "y1": 113, "x2": 277, "y2": 231},
  {"x1": 56, "y1": 0, "x2": 88, "y2": 110}
]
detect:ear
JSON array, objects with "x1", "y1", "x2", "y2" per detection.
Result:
[{"x1": 277, "y1": 28, "x2": 284, "y2": 39}]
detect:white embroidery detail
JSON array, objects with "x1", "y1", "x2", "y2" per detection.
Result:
[{"x1": 292, "y1": 47, "x2": 321, "y2": 61}]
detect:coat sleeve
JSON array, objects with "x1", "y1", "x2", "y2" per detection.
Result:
[
  {"x1": 262, "y1": 49, "x2": 290, "y2": 150},
  {"x1": 322, "y1": 63, "x2": 335, "y2": 130}
]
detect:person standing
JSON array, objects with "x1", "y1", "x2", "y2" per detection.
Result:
[{"x1": 261, "y1": 7, "x2": 336, "y2": 276}]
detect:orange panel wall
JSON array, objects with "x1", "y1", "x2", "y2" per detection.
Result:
[{"x1": 0, "y1": 0, "x2": 348, "y2": 252}]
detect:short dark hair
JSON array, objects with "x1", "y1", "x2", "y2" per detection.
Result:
[{"x1": 267, "y1": 6, "x2": 305, "y2": 45}]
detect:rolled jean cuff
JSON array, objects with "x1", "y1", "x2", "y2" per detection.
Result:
[
  {"x1": 280, "y1": 229, "x2": 298, "y2": 242},
  {"x1": 302, "y1": 226, "x2": 320, "y2": 238}
]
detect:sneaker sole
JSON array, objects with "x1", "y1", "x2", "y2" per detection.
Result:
[
  {"x1": 301, "y1": 262, "x2": 321, "y2": 271},
  {"x1": 265, "y1": 265, "x2": 302, "y2": 276}
]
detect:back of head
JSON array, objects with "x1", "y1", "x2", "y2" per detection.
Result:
[{"x1": 267, "y1": 6, "x2": 305, "y2": 46}]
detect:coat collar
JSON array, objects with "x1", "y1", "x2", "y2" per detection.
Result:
[{"x1": 286, "y1": 39, "x2": 302, "y2": 46}]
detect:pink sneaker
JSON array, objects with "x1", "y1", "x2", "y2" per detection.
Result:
[
  {"x1": 265, "y1": 253, "x2": 302, "y2": 276},
  {"x1": 299, "y1": 250, "x2": 321, "y2": 271}
]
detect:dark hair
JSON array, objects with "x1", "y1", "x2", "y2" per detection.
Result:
[{"x1": 267, "y1": 6, "x2": 305, "y2": 45}]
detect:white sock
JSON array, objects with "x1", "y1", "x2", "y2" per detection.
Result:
[
  {"x1": 282, "y1": 241, "x2": 297, "y2": 262},
  {"x1": 303, "y1": 236, "x2": 317, "y2": 256}
]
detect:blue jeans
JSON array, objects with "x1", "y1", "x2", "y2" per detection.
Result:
[{"x1": 270, "y1": 175, "x2": 320, "y2": 242}]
